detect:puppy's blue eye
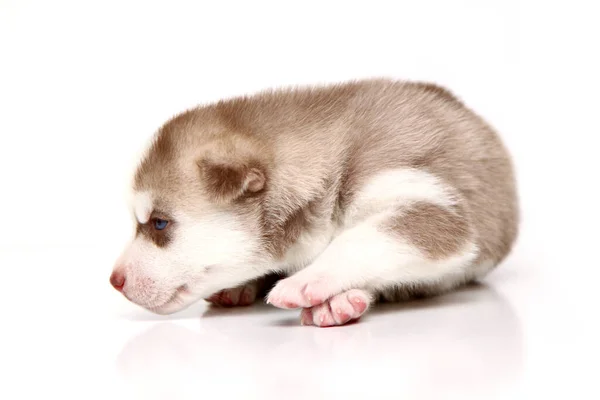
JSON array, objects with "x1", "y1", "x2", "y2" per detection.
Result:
[{"x1": 153, "y1": 219, "x2": 169, "y2": 230}]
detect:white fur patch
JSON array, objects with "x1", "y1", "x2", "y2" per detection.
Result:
[
  {"x1": 115, "y1": 206, "x2": 265, "y2": 313},
  {"x1": 343, "y1": 168, "x2": 458, "y2": 226},
  {"x1": 169, "y1": 210, "x2": 260, "y2": 277},
  {"x1": 132, "y1": 191, "x2": 153, "y2": 224},
  {"x1": 277, "y1": 223, "x2": 336, "y2": 272},
  {"x1": 276, "y1": 168, "x2": 461, "y2": 272},
  {"x1": 317, "y1": 213, "x2": 477, "y2": 287},
  {"x1": 268, "y1": 212, "x2": 479, "y2": 306}
]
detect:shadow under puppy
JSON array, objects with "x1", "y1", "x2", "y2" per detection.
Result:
[{"x1": 109, "y1": 78, "x2": 519, "y2": 327}]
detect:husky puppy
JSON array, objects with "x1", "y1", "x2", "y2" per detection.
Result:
[{"x1": 110, "y1": 79, "x2": 519, "y2": 327}]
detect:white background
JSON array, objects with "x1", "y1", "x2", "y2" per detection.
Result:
[{"x1": 1, "y1": 1, "x2": 599, "y2": 399}]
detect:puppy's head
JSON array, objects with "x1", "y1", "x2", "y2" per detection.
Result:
[{"x1": 110, "y1": 113, "x2": 272, "y2": 314}]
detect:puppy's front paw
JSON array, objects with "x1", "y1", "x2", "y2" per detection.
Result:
[
  {"x1": 205, "y1": 282, "x2": 258, "y2": 307},
  {"x1": 301, "y1": 289, "x2": 372, "y2": 327},
  {"x1": 266, "y1": 276, "x2": 336, "y2": 309}
]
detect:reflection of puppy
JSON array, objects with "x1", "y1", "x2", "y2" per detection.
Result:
[
  {"x1": 109, "y1": 79, "x2": 519, "y2": 326},
  {"x1": 117, "y1": 285, "x2": 522, "y2": 399}
]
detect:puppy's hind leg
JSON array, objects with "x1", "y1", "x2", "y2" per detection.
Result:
[{"x1": 267, "y1": 200, "x2": 479, "y2": 327}]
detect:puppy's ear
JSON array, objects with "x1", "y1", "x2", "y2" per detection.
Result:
[{"x1": 198, "y1": 158, "x2": 266, "y2": 202}]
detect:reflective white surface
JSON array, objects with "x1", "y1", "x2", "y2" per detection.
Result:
[
  {"x1": 2, "y1": 240, "x2": 598, "y2": 399},
  {"x1": 2, "y1": 1, "x2": 599, "y2": 399},
  {"x1": 114, "y1": 283, "x2": 523, "y2": 400}
]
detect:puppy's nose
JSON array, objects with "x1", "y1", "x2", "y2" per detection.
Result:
[{"x1": 110, "y1": 270, "x2": 126, "y2": 291}]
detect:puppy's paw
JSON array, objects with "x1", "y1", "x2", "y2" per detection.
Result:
[
  {"x1": 300, "y1": 289, "x2": 372, "y2": 327},
  {"x1": 266, "y1": 276, "x2": 337, "y2": 309},
  {"x1": 205, "y1": 282, "x2": 258, "y2": 307}
]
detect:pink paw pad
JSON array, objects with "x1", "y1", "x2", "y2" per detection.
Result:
[
  {"x1": 301, "y1": 289, "x2": 371, "y2": 327},
  {"x1": 220, "y1": 292, "x2": 233, "y2": 305},
  {"x1": 349, "y1": 295, "x2": 367, "y2": 314},
  {"x1": 239, "y1": 290, "x2": 254, "y2": 306},
  {"x1": 300, "y1": 308, "x2": 313, "y2": 326},
  {"x1": 334, "y1": 309, "x2": 352, "y2": 324},
  {"x1": 303, "y1": 287, "x2": 325, "y2": 307},
  {"x1": 267, "y1": 280, "x2": 331, "y2": 309},
  {"x1": 206, "y1": 293, "x2": 220, "y2": 303},
  {"x1": 205, "y1": 284, "x2": 257, "y2": 307}
]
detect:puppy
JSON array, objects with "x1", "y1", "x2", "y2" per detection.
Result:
[{"x1": 110, "y1": 78, "x2": 519, "y2": 327}]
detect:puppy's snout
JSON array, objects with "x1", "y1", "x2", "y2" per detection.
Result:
[{"x1": 110, "y1": 270, "x2": 126, "y2": 291}]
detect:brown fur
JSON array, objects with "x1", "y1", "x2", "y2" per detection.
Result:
[
  {"x1": 410, "y1": 81, "x2": 465, "y2": 106},
  {"x1": 383, "y1": 202, "x2": 472, "y2": 260},
  {"x1": 198, "y1": 158, "x2": 265, "y2": 202},
  {"x1": 133, "y1": 78, "x2": 519, "y2": 296}
]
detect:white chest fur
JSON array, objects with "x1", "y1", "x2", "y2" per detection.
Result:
[{"x1": 276, "y1": 223, "x2": 337, "y2": 273}]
